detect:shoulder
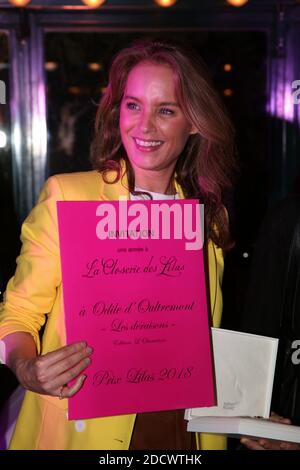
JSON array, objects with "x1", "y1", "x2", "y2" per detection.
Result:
[
  {"x1": 41, "y1": 171, "x2": 102, "y2": 201},
  {"x1": 52, "y1": 170, "x2": 100, "y2": 186}
]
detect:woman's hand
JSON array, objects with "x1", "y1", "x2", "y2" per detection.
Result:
[
  {"x1": 240, "y1": 412, "x2": 300, "y2": 450},
  {"x1": 14, "y1": 341, "x2": 92, "y2": 399}
]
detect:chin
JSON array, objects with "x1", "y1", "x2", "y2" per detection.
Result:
[
  {"x1": 136, "y1": 160, "x2": 167, "y2": 172},
  {"x1": 129, "y1": 153, "x2": 159, "y2": 168}
]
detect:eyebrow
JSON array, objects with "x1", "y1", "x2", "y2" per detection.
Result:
[{"x1": 123, "y1": 95, "x2": 180, "y2": 107}]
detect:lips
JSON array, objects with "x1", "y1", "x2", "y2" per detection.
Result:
[{"x1": 133, "y1": 137, "x2": 164, "y2": 152}]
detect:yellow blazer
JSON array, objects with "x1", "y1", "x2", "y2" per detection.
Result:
[{"x1": 0, "y1": 169, "x2": 226, "y2": 450}]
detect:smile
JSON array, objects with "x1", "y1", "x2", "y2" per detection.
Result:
[{"x1": 133, "y1": 137, "x2": 164, "y2": 151}]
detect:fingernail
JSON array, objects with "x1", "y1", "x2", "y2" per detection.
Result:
[
  {"x1": 81, "y1": 341, "x2": 87, "y2": 348},
  {"x1": 81, "y1": 374, "x2": 87, "y2": 382},
  {"x1": 86, "y1": 347, "x2": 93, "y2": 354}
]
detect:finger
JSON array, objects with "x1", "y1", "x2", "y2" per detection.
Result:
[
  {"x1": 41, "y1": 342, "x2": 88, "y2": 367},
  {"x1": 270, "y1": 416, "x2": 291, "y2": 424},
  {"x1": 270, "y1": 412, "x2": 291, "y2": 424},
  {"x1": 41, "y1": 346, "x2": 93, "y2": 380},
  {"x1": 258, "y1": 439, "x2": 283, "y2": 450},
  {"x1": 279, "y1": 441, "x2": 300, "y2": 450},
  {"x1": 52, "y1": 356, "x2": 91, "y2": 389},
  {"x1": 256, "y1": 438, "x2": 297, "y2": 450},
  {"x1": 63, "y1": 374, "x2": 87, "y2": 398},
  {"x1": 240, "y1": 438, "x2": 266, "y2": 450}
]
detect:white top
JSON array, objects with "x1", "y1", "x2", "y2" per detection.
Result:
[{"x1": 130, "y1": 187, "x2": 180, "y2": 201}]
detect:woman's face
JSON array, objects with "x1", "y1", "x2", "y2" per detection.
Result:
[{"x1": 120, "y1": 61, "x2": 195, "y2": 175}]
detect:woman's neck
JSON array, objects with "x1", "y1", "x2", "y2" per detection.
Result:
[{"x1": 133, "y1": 168, "x2": 175, "y2": 195}]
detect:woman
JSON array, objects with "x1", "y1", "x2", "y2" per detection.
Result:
[{"x1": 0, "y1": 39, "x2": 236, "y2": 450}]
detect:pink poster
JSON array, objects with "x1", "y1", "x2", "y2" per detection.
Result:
[{"x1": 57, "y1": 199, "x2": 215, "y2": 420}]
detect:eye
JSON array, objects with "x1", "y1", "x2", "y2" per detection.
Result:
[
  {"x1": 160, "y1": 107, "x2": 174, "y2": 116},
  {"x1": 126, "y1": 102, "x2": 139, "y2": 111}
]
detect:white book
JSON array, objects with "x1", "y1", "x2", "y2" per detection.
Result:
[
  {"x1": 185, "y1": 328, "x2": 278, "y2": 420},
  {"x1": 186, "y1": 328, "x2": 300, "y2": 442},
  {"x1": 187, "y1": 416, "x2": 300, "y2": 444}
]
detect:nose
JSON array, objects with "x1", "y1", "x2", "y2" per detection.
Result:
[{"x1": 139, "y1": 110, "x2": 156, "y2": 134}]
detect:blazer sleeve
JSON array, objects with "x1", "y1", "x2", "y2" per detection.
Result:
[
  {"x1": 199, "y1": 241, "x2": 225, "y2": 450},
  {"x1": 208, "y1": 241, "x2": 224, "y2": 328},
  {"x1": 0, "y1": 176, "x2": 63, "y2": 353}
]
